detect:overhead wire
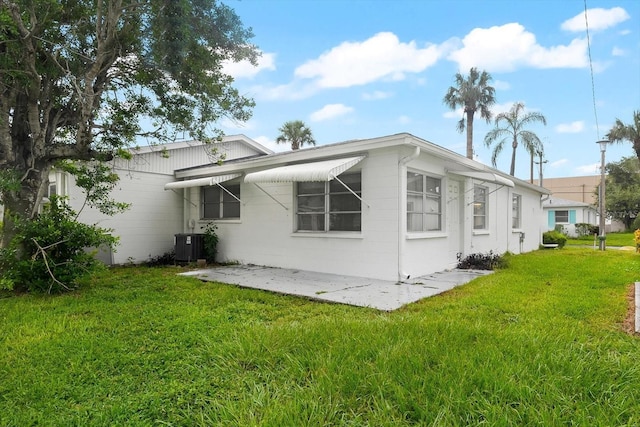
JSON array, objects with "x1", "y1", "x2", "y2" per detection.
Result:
[{"x1": 584, "y1": 0, "x2": 601, "y2": 139}]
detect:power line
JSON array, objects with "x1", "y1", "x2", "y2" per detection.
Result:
[{"x1": 584, "y1": 0, "x2": 601, "y2": 139}]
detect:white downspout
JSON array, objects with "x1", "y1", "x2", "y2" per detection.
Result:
[{"x1": 398, "y1": 145, "x2": 421, "y2": 282}]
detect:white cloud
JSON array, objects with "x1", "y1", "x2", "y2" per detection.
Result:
[
  {"x1": 443, "y1": 108, "x2": 463, "y2": 119},
  {"x1": 550, "y1": 159, "x2": 569, "y2": 168},
  {"x1": 555, "y1": 121, "x2": 585, "y2": 133},
  {"x1": 493, "y1": 80, "x2": 511, "y2": 90},
  {"x1": 612, "y1": 46, "x2": 625, "y2": 57},
  {"x1": 222, "y1": 52, "x2": 276, "y2": 79},
  {"x1": 295, "y1": 32, "x2": 444, "y2": 88},
  {"x1": 561, "y1": 7, "x2": 630, "y2": 32},
  {"x1": 575, "y1": 163, "x2": 600, "y2": 174},
  {"x1": 397, "y1": 115, "x2": 411, "y2": 125},
  {"x1": 248, "y1": 81, "x2": 318, "y2": 101},
  {"x1": 363, "y1": 90, "x2": 393, "y2": 100},
  {"x1": 491, "y1": 101, "x2": 519, "y2": 116},
  {"x1": 252, "y1": 135, "x2": 290, "y2": 153},
  {"x1": 310, "y1": 104, "x2": 354, "y2": 122},
  {"x1": 219, "y1": 117, "x2": 255, "y2": 132},
  {"x1": 448, "y1": 23, "x2": 588, "y2": 72}
]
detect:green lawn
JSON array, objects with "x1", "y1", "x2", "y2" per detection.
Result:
[
  {"x1": 1, "y1": 249, "x2": 639, "y2": 426},
  {"x1": 566, "y1": 231, "x2": 636, "y2": 247}
]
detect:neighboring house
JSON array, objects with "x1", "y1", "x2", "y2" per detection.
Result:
[
  {"x1": 537, "y1": 175, "x2": 625, "y2": 233},
  {"x1": 56, "y1": 135, "x2": 272, "y2": 264},
  {"x1": 543, "y1": 196, "x2": 598, "y2": 236},
  {"x1": 166, "y1": 133, "x2": 550, "y2": 282}
]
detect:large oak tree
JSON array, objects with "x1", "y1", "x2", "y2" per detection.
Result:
[{"x1": 0, "y1": 0, "x2": 258, "y2": 249}]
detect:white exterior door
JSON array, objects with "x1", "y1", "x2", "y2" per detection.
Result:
[{"x1": 447, "y1": 180, "x2": 463, "y2": 264}]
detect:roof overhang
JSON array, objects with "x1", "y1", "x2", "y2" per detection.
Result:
[
  {"x1": 164, "y1": 173, "x2": 242, "y2": 190},
  {"x1": 448, "y1": 170, "x2": 515, "y2": 188},
  {"x1": 243, "y1": 156, "x2": 365, "y2": 183}
]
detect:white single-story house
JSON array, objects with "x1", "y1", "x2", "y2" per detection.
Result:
[
  {"x1": 54, "y1": 135, "x2": 273, "y2": 264},
  {"x1": 543, "y1": 196, "x2": 598, "y2": 237},
  {"x1": 166, "y1": 133, "x2": 550, "y2": 282}
]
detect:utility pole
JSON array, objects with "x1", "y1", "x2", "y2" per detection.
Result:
[{"x1": 534, "y1": 150, "x2": 547, "y2": 187}]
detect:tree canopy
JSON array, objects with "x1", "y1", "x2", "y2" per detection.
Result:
[
  {"x1": 0, "y1": 0, "x2": 259, "y2": 248},
  {"x1": 601, "y1": 156, "x2": 640, "y2": 230},
  {"x1": 606, "y1": 110, "x2": 640, "y2": 162},
  {"x1": 443, "y1": 67, "x2": 496, "y2": 159},
  {"x1": 483, "y1": 102, "x2": 546, "y2": 176},
  {"x1": 276, "y1": 120, "x2": 316, "y2": 150}
]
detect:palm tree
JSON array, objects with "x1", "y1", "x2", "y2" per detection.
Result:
[
  {"x1": 484, "y1": 102, "x2": 547, "y2": 176},
  {"x1": 276, "y1": 120, "x2": 316, "y2": 150},
  {"x1": 443, "y1": 67, "x2": 496, "y2": 159},
  {"x1": 606, "y1": 111, "x2": 640, "y2": 162}
]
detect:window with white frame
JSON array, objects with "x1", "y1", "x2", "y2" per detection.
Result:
[
  {"x1": 512, "y1": 194, "x2": 522, "y2": 229},
  {"x1": 202, "y1": 184, "x2": 241, "y2": 219},
  {"x1": 554, "y1": 210, "x2": 569, "y2": 223},
  {"x1": 473, "y1": 185, "x2": 487, "y2": 230},
  {"x1": 296, "y1": 172, "x2": 361, "y2": 232},
  {"x1": 407, "y1": 171, "x2": 442, "y2": 232}
]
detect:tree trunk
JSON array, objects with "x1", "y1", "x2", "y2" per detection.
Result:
[
  {"x1": 510, "y1": 137, "x2": 517, "y2": 176},
  {"x1": 530, "y1": 152, "x2": 534, "y2": 184},
  {"x1": 466, "y1": 111, "x2": 474, "y2": 159},
  {"x1": 1, "y1": 162, "x2": 51, "y2": 250}
]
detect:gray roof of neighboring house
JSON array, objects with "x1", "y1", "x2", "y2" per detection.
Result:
[{"x1": 543, "y1": 196, "x2": 596, "y2": 209}]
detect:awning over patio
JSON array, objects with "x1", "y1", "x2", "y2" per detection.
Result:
[
  {"x1": 448, "y1": 170, "x2": 514, "y2": 188},
  {"x1": 164, "y1": 173, "x2": 242, "y2": 190},
  {"x1": 243, "y1": 156, "x2": 365, "y2": 183}
]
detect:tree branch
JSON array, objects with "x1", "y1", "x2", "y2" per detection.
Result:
[{"x1": 30, "y1": 237, "x2": 71, "y2": 293}]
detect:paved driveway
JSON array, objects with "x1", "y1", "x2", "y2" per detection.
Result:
[{"x1": 180, "y1": 265, "x2": 493, "y2": 311}]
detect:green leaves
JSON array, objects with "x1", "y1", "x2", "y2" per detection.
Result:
[
  {"x1": 58, "y1": 160, "x2": 130, "y2": 217},
  {"x1": 0, "y1": 196, "x2": 117, "y2": 293},
  {"x1": 276, "y1": 120, "x2": 316, "y2": 150},
  {"x1": 603, "y1": 156, "x2": 640, "y2": 229}
]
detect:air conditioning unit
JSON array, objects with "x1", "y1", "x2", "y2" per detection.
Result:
[{"x1": 175, "y1": 233, "x2": 205, "y2": 262}]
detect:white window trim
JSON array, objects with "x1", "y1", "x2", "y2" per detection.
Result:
[
  {"x1": 512, "y1": 194, "x2": 522, "y2": 230},
  {"x1": 295, "y1": 172, "x2": 362, "y2": 233},
  {"x1": 406, "y1": 170, "x2": 443, "y2": 233},
  {"x1": 473, "y1": 185, "x2": 488, "y2": 230},
  {"x1": 201, "y1": 183, "x2": 242, "y2": 220}
]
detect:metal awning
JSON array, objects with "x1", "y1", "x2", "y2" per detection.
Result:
[
  {"x1": 164, "y1": 173, "x2": 242, "y2": 190},
  {"x1": 243, "y1": 156, "x2": 365, "y2": 183},
  {"x1": 448, "y1": 170, "x2": 514, "y2": 188}
]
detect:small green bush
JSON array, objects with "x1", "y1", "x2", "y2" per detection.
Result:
[
  {"x1": 542, "y1": 230, "x2": 567, "y2": 248},
  {"x1": 145, "y1": 250, "x2": 176, "y2": 267},
  {"x1": 456, "y1": 251, "x2": 508, "y2": 270},
  {"x1": 0, "y1": 197, "x2": 117, "y2": 293},
  {"x1": 574, "y1": 223, "x2": 597, "y2": 237},
  {"x1": 631, "y1": 216, "x2": 640, "y2": 231},
  {"x1": 203, "y1": 222, "x2": 219, "y2": 263}
]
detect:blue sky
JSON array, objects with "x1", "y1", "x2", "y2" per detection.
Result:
[{"x1": 217, "y1": 0, "x2": 640, "y2": 180}]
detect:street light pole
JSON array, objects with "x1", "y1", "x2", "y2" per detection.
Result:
[{"x1": 596, "y1": 140, "x2": 610, "y2": 251}]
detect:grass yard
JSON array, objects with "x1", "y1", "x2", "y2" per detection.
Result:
[
  {"x1": 566, "y1": 231, "x2": 636, "y2": 247},
  {"x1": 1, "y1": 249, "x2": 639, "y2": 426}
]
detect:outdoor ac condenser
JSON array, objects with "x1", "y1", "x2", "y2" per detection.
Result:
[{"x1": 174, "y1": 233, "x2": 205, "y2": 262}]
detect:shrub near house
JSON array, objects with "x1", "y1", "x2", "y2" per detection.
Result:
[{"x1": 542, "y1": 230, "x2": 567, "y2": 248}]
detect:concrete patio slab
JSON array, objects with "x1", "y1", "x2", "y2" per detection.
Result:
[{"x1": 180, "y1": 265, "x2": 493, "y2": 311}]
